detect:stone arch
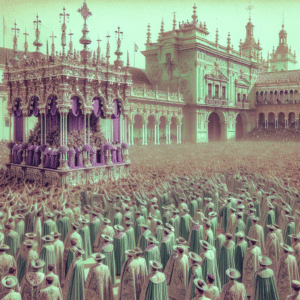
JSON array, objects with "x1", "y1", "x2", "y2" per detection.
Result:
[
  {"x1": 288, "y1": 112, "x2": 295, "y2": 127},
  {"x1": 208, "y1": 112, "x2": 221, "y2": 141},
  {"x1": 236, "y1": 112, "x2": 249, "y2": 139},
  {"x1": 170, "y1": 116, "x2": 178, "y2": 144},
  {"x1": 268, "y1": 112, "x2": 275, "y2": 128},
  {"x1": 278, "y1": 112, "x2": 285, "y2": 128},
  {"x1": 133, "y1": 114, "x2": 143, "y2": 145},
  {"x1": 258, "y1": 112, "x2": 265, "y2": 127},
  {"x1": 147, "y1": 115, "x2": 155, "y2": 145}
]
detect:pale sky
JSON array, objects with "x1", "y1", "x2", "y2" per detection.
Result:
[{"x1": 1, "y1": 0, "x2": 299, "y2": 69}]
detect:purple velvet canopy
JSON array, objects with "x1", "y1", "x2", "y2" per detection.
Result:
[
  {"x1": 68, "y1": 96, "x2": 84, "y2": 132},
  {"x1": 112, "y1": 99, "x2": 121, "y2": 143},
  {"x1": 14, "y1": 98, "x2": 23, "y2": 142},
  {"x1": 47, "y1": 96, "x2": 60, "y2": 134},
  {"x1": 28, "y1": 96, "x2": 40, "y2": 117}
]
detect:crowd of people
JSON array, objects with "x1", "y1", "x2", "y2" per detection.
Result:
[{"x1": 0, "y1": 167, "x2": 300, "y2": 300}]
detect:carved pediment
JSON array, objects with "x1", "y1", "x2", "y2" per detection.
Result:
[
  {"x1": 235, "y1": 76, "x2": 250, "y2": 87},
  {"x1": 206, "y1": 67, "x2": 228, "y2": 82}
]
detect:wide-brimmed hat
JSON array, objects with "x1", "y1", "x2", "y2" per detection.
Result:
[
  {"x1": 149, "y1": 260, "x2": 163, "y2": 270},
  {"x1": 101, "y1": 234, "x2": 113, "y2": 242},
  {"x1": 235, "y1": 231, "x2": 245, "y2": 238},
  {"x1": 281, "y1": 243, "x2": 294, "y2": 253},
  {"x1": 102, "y1": 218, "x2": 111, "y2": 224},
  {"x1": 0, "y1": 244, "x2": 10, "y2": 251},
  {"x1": 147, "y1": 236, "x2": 159, "y2": 244},
  {"x1": 76, "y1": 247, "x2": 86, "y2": 255},
  {"x1": 71, "y1": 222, "x2": 80, "y2": 229},
  {"x1": 51, "y1": 231, "x2": 62, "y2": 238},
  {"x1": 133, "y1": 247, "x2": 143, "y2": 254},
  {"x1": 79, "y1": 218, "x2": 89, "y2": 224},
  {"x1": 193, "y1": 279, "x2": 208, "y2": 292},
  {"x1": 24, "y1": 240, "x2": 35, "y2": 247},
  {"x1": 2, "y1": 276, "x2": 18, "y2": 289},
  {"x1": 189, "y1": 252, "x2": 202, "y2": 263},
  {"x1": 165, "y1": 223, "x2": 175, "y2": 232},
  {"x1": 226, "y1": 233, "x2": 233, "y2": 239},
  {"x1": 31, "y1": 259, "x2": 45, "y2": 269},
  {"x1": 291, "y1": 280, "x2": 300, "y2": 290},
  {"x1": 250, "y1": 216, "x2": 260, "y2": 221},
  {"x1": 92, "y1": 253, "x2": 106, "y2": 261},
  {"x1": 266, "y1": 224, "x2": 276, "y2": 231},
  {"x1": 41, "y1": 235, "x2": 54, "y2": 242},
  {"x1": 200, "y1": 240, "x2": 213, "y2": 250},
  {"x1": 139, "y1": 224, "x2": 149, "y2": 229},
  {"x1": 246, "y1": 236, "x2": 258, "y2": 243},
  {"x1": 289, "y1": 234, "x2": 300, "y2": 240},
  {"x1": 125, "y1": 250, "x2": 136, "y2": 257},
  {"x1": 226, "y1": 268, "x2": 241, "y2": 279},
  {"x1": 258, "y1": 256, "x2": 272, "y2": 266},
  {"x1": 45, "y1": 212, "x2": 54, "y2": 218},
  {"x1": 114, "y1": 225, "x2": 124, "y2": 232},
  {"x1": 176, "y1": 237, "x2": 187, "y2": 244},
  {"x1": 208, "y1": 212, "x2": 217, "y2": 218},
  {"x1": 173, "y1": 245, "x2": 186, "y2": 252}
]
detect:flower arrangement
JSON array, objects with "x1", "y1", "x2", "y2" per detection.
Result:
[
  {"x1": 7, "y1": 142, "x2": 14, "y2": 149},
  {"x1": 68, "y1": 148, "x2": 76, "y2": 156},
  {"x1": 58, "y1": 145, "x2": 69, "y2": 154},
  {"x1": 21, "y1": 143, "x2": 29, "y2": 150},
  {"x1": 121, "y1": 143, "x2": 129, "y2": 149},
  {"x1": 44, "y1": 148, "x2": 52, "y2": 155},
  {"x1": 103, "y1": 142, "x2": 112, "y2": 150},
  {"x1": 82, "y1": 144, "x2": 91, "y2": 152}
]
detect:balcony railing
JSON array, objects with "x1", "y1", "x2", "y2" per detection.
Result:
[
  {"x1": 130, "y1": 86, "x2": 184, "y2": 102},
  {"x1": 256, "y1": 99, "x2": 300, "y2": 105}
]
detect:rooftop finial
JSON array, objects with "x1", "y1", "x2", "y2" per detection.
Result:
[
  {"x1": 215, "y1": 28, "x2": 219, "y2": 45},
  {"x1": 192, "y1": 3, "x2": 198, "y2": 25},
  {"x1": 12, "y1": 21, "x2": 20, "y2": 62},
  {"x1": 146, "y1": 23, "x2": 151, "y2": 44},
  {"x1": 96, "y1": 36, "x2": 101, "y2": 63},
  {"x1": 282, "y1": 10, "x2": 284, "y2": 29},
  {"x1": 68, "y1": 30, "x2": 74, "y2": 55},
  {"x1": 59, "y1": 6, "x2": 70, "y2": 57},
  {"x1": 106, "y1": 32, "x2": 111, "y2": 64},
  {"x1": 172, "y1": 12, "x2": 176, "y2": 30},
  {"x1": 78, "y1": 0, "x2": 92, "y2": 58},
  {"x1": 114, "y1": 26, "x2": 124, "y2": 68},
  {"x1": 23, "y1": 28, "x2": 29, "y2": 56},
  {"x1": 33, "y1": 14, "x2": 42, "y2": 52},
  {"x1": 50, "y1": 32, "x2": 57, "y2": 57},
  {"x1": 160, "y1": 18, "x2": 164, "y2": 34},
  {"x1": 246, "y1": 1, "x2": 254, "y2": 22}
]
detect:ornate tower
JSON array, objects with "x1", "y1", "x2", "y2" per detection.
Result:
[{"x1": 269, "y1": 23, "x2": 297, "y2": 71}]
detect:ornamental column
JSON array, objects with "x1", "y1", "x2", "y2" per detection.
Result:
[
  {"x1": 128, "y1": 121, "x2": 132, "y2": 145},
  {"x1": 22, "y1": 110, "x2": 28, "y2": 143},
  {"x1": 176, "y1": 122, "x2": 182, "y2": 144},
  {"x1": 154, "y1": 121, "x2": 159, "y2": 145},
  {"x1": 275, "y1": 118, "x2": 278, "y2": 129},
  {"x1": 265, "y1": 118, "x2": 268, "y2": 129},
  {"x1": 131, "y1": 121, "x2": 134, "y2": 145},
  {"x1": 285, "y1": 118, "x2": 288, "y2": 129},
  {"x1": 256, "y1": 119, "x2": 259, "y2": 128},
  {"x1": 87, "y1": 113, "x2": 90, "y2": 145},
  {"x1": 143, "y1": 121, "x2": 148, "y2": 145},
  {"x1": 84, "y1": 113, "x2": 87, "y2": 144},
  {"x1": 166, "y1": 122, "x2": 171, "y2": 144}
]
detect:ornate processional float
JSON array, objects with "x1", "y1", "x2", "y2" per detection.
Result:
[{"x1": 3, "y1": 0, "x2": 131, "y2": 186}]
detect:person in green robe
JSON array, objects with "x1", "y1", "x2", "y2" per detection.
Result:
[
  {"x1": 253, "y1": 256, "x2": 279, "y2": 300},
  {"x1": 170, "y1": 208, "x2": 181, "y2": 239},
  {"x1": 234, "y1": 212, "x2": 246, "y2": 243},
  {"x1": 134, "y1": 211, "x2": 145, "y2": 246},
  {"x1": 39, "y1": 235, "x2": 56, "y2": 274},
  {"x1": 264, "y1": 202, "x2": 276, "y2": 241},
  {"x1": 235, "y1": 231, "x2": 247, "y2": 283},
  {"x1": 100, "y1": 234, "x2": 116, "y2": 285},
  {"x1": 57, "y1": 211, "x2": 71, "y2": 242},
  {"x1": 78, "y1": 218, "x2": 92, "y2": 261},
  {"x1": 287, "y1": 280, "x2": 300, "y2": 300},
  {"x1": 160, "y1": 228, "x2": 173, "y2": 271},
  {"x1": 113, "y1": 225, "x2": 128, "y2": 276},
  {"x1": 62, "y1": 247, "x2": 85, "y2": 300},
  {"x1": 200, "y1": 240, "x2": 221, "y2": 291},
  {"x1": 89, "y1": 211, "x2": 101, "y2": 248},
  {"x1": 218, "y1": 233, "x2": 236, "y2": 288},
  {"x1": 144, "y1": 236, "x2": 161, "y2": 273},
  {"x1": 137, "y1": 224, "x2": 151, "y2": 251},
  {"x1": 194, "y1": 191, "x2": 203, "y2": 210},
  {"x1": 220, "y1": 198, "x2": 231, "y2": 232},
  {"x1": 4, "y1": 224, "x2": 20, "y2": 258},
  {"x1": 215, "y1": 228, "x2": 226, "y2": 260},
  {"x1": 188, "y1": 219, "x2": 204, "y2": 255},
  {"x1": 192, "y1": 278, "x2": 209, "y2": 300},
  {"x1": 64, "y1": 238, "x2": 78, "y2": 281},
  {"x1": 205, "y1": 273, "x2": 220, "y2": 300},
  {"x1": 179, "y1": 208, "x2": 192, "y2": 241},
  {"x1": 253, "y1": 196, "x2": 261, "y2": 218},
  {"x1": 113, "y1": 207, "x2": 123, "y2": 226},
  {"x1": 124, "y1": 220, "x2": 136, "y2": 250},
  {"x1": 284, "y1": 216, "x2": 295, "y2": 246},
  {"x1": 162, "y1": 206, "x2": 171, "y2": 225},
  {"x1": 185, "y1": 252, "x2": 203, "y2": 300},
  {"x1": 15, "y1": 214, "x2": 25, "y2": 245},
  {"x1": 42, "y1": 212, "x2": 57, "y2": 237},
  {"x1": 203, "y1": 218, "x2": 214, "y2": 245},
  {"x1": 208, "y1": 212, "x2": 218, "y2": 240},
  {"x1": 139, "y1": 260, "x2": 168, "y2": 300},
  {"x1": 189, "y1": 196, "x2": 198, "y2": 218}
]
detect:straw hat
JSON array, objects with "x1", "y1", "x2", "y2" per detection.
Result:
[
  {"x1": 200, "y1": 240, "x2": 213, "y2": 251},
  {"x1": 291, "y1": 280, "x2": 300, "y2": 290},
  {"x1": 2, "y1": 276, "x2": 18, "y2": 289},
  {"x1": 193, "y1": 279, "x2": 208, "y2": 292},
  {"x1": 258, "y1": 256, "x2": 272, "y2": 266},
  {"x1": 51, "y1": 231, "x2": 62, "y2": 238},
  {"x1": 101, "y1": 234, "x2": 113, "y2": 242},
  {"x1": 165, "y1": 223, "x2": 175, "y2": 232},
  {"x1": 149, "y1": 260, "x2": 163, "y2": 270},
  {"x1": 147, "y1": 236, "x2": 159, "y2": 244},
  {"x1": 246, "y1": 236, "x2": 258, "y2": 243},
  {"x1": 0, "y1": 244, "x2": 9, "y2": 251},
  {"x1": 41, "y1": 235, "x2": 54, "y2": 243},
  {"x1": 280, "y1": 243, "x2": 294, "y2": 253},
  {"x1": 102, "y1": 218, "x2": 111, "y2": 224},
  {"x1": 92, "y1": 253, "x2": 106, "y2": 261},
  {"x1": 114, "y1": 225, "x2": 124, "y2": 232},
  {"x1": 125, "y1": 250, "x2": 136, "y2": 257},
  {"x1": 226, "y1": 268, "x2": 241, "y2": 279},
  {"x1": 189, "y1": 252, "x2": 202, "y2": 263},
  {"x1": 31, "y1": 259, "x2": 45, "y2": 269},
  {"x1": 235, "y1": 231, "x2": 245, "y2": 238}
]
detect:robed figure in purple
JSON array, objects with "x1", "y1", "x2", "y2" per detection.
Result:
[
  {"x1": 111, "y1": 144, "x2": 117, "y2": 164},
  {"x1": 12, "y1": 142, "x2": 19, "y2": 164},
  {"x1": 33, "y1": 143, "x2": 41, "y2": 167},
  {"x1": 68, "y1": 146, "x2": 76, "y2": 168},
  {"x1": 90, "y1": 142, "x2": 96, "y2": 166},
  {"x1": 17, "y1": 143, "x2": 24, "y2": 164},
  {"x1": 116, "y1": 143, "x2": 123, "y2": 163},
  {"x1": 75, "y1": 143, "x2": 83, "y2": 167},
  {"x1": 52, "y1": 147, "x2": 60, "y2": 169},
  {"x1": 44, "y1": 144, "x2": 53, "y2": 168},
  {"x1": 26, "y1": 143, "x2": 34, "y2": 165}
]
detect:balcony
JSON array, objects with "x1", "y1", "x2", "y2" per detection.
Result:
[
  {"x1": 256, "y1": 98, "x2": 300, "y2": 105},
  {"x1": 236, "y1": 102, "x2": 250, "y2": 109},
  {"x1": 130, "y1": 86, "x2": 184, "y2": 103},
  {"x1": 205, "y1": 96, "x2": 229, "y2": 107}
]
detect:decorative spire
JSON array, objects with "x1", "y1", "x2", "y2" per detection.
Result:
[
  {"x1": 33, "y1": 14, "x2": 42, "y2": 52},
  {"x1": 215, "y1": 28, "x2": 219, "y2": 45},
  {"x1": 192, "y1": 3, "x2": 197, "y2": 25},
  {"x1": 146, "y1": 24, "x2": 151, "y2": 44},
  {"x1": 227, "y1": 32, "x2": 231, "y2": 49},
  {"x1": 96, "y1": 36, "x2": 101, "y2": 63},
  {"x1": 50, "y1": 32, "x2": 57, "y2": 57},
  {"x1": 172, "y1": 12, "x2": 176, "y2": 30},
  {"x1": 23, "y1": 28, "x2": 29, "y2": 56},
  {"x1": 160, "y1": 18, "x2": 164, "y2": 34},
  {"x1": 257, "y1": 38, "x2": 260, "y2": 48},
  {"x1": 282, "y1": 10, "x2": 284, "y2": 29},
  {"x1": 127, "y1": 50, "x2": 129, "y2": 67},
  {"x1": 239, "y1": 39, "x2": 242, "y2": 56},
  {"x1": 68, "y1": 30, "x2": 74, "y2": 55},
  {"x1": 78, "y1": 0, "x2": 92, "y2": 63},
  {"x1": 11, "y1": 21, "x2": 20, "y2": 62},
  {"x1": 246, "y1": 1, "x2": 254, "y2": 22},
  {"x1": 59, "y1": 6, "x2": 70, "y2": 57},
  {"x1": 106, "y1": 32, "x2": 111, "y2": 64},
  {"x1": 114, "y1": 26, "x2": 124, "y2": 68}
]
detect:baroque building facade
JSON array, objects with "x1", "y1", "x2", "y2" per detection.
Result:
[{"x1": 1, "y1": 4, "x2": 300, "y2": 146}]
